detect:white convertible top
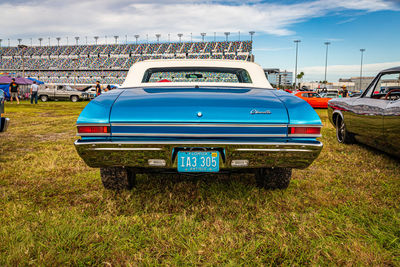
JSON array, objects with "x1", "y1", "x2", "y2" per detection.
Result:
[{"x1": 121, "y1": 59, "x2": 272, "y2": 88}]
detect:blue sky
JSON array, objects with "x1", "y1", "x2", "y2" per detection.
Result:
[
  {"x1": 0, "y1": 0, "x2": 399, "y2": 81},
  {"x1": 253, "y1": 5, "x2": 400, "y2": 81}
]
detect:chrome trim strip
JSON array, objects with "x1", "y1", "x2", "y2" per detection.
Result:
[
  {"x1": 111, "y1": 123, "x2": 288, "y2": 128},
  {"x1": 111, "y1": 133, "x2": 287, "y2": 137},
  {"x1": 235, "y1": 148, "x2": 314, "y2": 152},
  {"x1": 288, "y1": 134, "x2": 322, "y2": 138},
  {"x1": 90, "y1": 147, "x2": 163, "y2": 151},
  {"x1": 77, "y1": 133, "x2": 111, "y2": 137},
  {"x1": 75, "y1": 140, "x2": 323, "y2": 147},
  {"x1": 76, "y1": 123, "x2": 111, "y2": 126},
  {"x1": 287, "y1": 124, "x2": 322, "y2": 127}
]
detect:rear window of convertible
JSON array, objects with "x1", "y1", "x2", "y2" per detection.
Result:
[{"x1": 141, "y1": 67, "x2": 253, "y2": 83}]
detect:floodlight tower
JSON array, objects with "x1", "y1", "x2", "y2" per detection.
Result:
[
  {"x1": 200, "y1": 33, "x2": 206, "y2": 42},
  {"x1": 85, "y1": 36, "x2": 88, "y2": 45},
  {"x1": 177, "y1": 33, "x2": 183, "y2": 43},
  {"x1": 224, "y1": 32, "x2": 230, "y2": 41},
  {"x1": 38, "y1": 38, "x2": 43, "y2": 47},
  {"x1": 114, "y1": 35, "x2": 119, "y2": 44},
  {"x1": 324, "y1": 42, "x2": 331, "y2": 83},
  {"x1": 238, "y1": 31, "x2": 241, "y2": 41},
  {"x1": 125, "y1": 35, "x2": 127, "y2": 44},
  {"x1": 56, "y1": 37, "x2": 61, "y2": 46},
  {"x1": 359, "y1": 48, "x2": 366, "y2": 91},
  {"x1": 156, "y1": 34, "x2": 161, "y2": 43},
  {"x1": 48, "y1": 37, "x2": 50, "y2": 46},
  {"x1": 7, "y1": 38, "x2": 10, "y2": 47},
  {"x1": 18, "y1": 39, "x2": 22, "y2": 46},
  {"x1": 190, "y1": 32, "x2": 193, "y2": 42},
  {"x1": 249, "y1": 31, "x2": 255, "y2": 42},
  {"x1": 0, "y1": 39, "x2": 2, "y2": 47},
  {"x1": 75, "y1": 36, "x2": 79, "y2": 45},
  {"x1": 94, "y1": 36, "x2": 99, "y2": 45},
  {"x1": 293, "y1": 40, "x2": 301, "y2": 90},
  {"x1": 134, "y1": 35, "x2": 139, "y2": 45}
]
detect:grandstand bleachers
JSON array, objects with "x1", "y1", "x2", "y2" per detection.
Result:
[{"x1": 0, "y1": 40, "x2": 252, "y2": 84}]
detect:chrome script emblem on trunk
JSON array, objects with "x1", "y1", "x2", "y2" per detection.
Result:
[{"x1": 250, "y1": 109, "x2": 271, "y2": 115}]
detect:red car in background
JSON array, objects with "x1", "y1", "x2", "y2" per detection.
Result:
[{"x1": 294, "y1": 91, "x2": 331, "y2": 108}]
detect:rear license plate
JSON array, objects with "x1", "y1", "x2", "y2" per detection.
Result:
[{"x1": 177, "y1": 151, "x2": 219, "y2": 172}]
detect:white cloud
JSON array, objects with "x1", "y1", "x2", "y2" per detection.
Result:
[{"x1": 0, "y1": 0, "x2": 397, "y2": 45}]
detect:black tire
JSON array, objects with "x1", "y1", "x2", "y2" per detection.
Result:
[
  {"x1": 255, "y1": 168, "x2": 292, "y2": 189},
  {"x1": 100, "y1": 167, "x2": 136, "y2": 190},
  {"x1": 336, "y1": 116, "x2": 354, "y2": 144},
  {"x1": 70, "y1": 95, "x2": 79, "y2": 102},
  {"x1": 40, "y1": 95, "x2": 48, "y2": 102}
]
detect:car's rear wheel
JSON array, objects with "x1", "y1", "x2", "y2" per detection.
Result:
[
  {"x1": 336, "y1": 116, "x2": 354, "y2": 144},
  {"x1": 40, "y1": 95, "x2": 48, "y2": 102},
  {"x1": 255, "y1": 168, "x2": 292, "y2": 189},
  {"x1": 100, "y1": 167, "x2": 136, "y2": 190}
]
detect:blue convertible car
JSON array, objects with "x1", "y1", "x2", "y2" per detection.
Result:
[
  {"x1": 0, "y1": 90, "x2": 10, "y2": 133},
  {"x1": 75, "y1": 60, "x2": 323, "y2": 190}
]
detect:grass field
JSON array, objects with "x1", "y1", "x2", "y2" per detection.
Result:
[{"x1": 0, "y1": 100, "x2": 399, "y2": 265}]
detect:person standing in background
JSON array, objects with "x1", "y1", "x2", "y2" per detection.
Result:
[
  {"x1": 9, "y1": 78, "x2": 20, "y2": 104},
  {"x1": 95, "y1": 81, "x2": 101, "y2": 96},
  {"x1": 30, "y1": 81, "x2": 39, "y2": 104}
]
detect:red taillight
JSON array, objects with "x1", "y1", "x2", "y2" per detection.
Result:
[
  {"x1": 289, "y1": 126, "x2": 321, "y2": 135},
  {"x1": 77, "y1": 125, "x2": 110, "y2": 134}
]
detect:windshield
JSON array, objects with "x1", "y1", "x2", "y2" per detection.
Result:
[{"x1": 142, "y1": 67, "x2": 252, "y2": 83}]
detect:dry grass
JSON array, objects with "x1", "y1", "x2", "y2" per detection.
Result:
[{"x1": 0, "y1": 101, "x2": 399, "y2": 265}]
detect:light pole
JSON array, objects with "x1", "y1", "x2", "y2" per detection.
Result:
[
  {"x1": 7, "y1": 38, "x2": 10, "y2": 47},
  {"x1": 134, "y1": 35, "x2": 139, "y2": 45},
  {"x1": 359, "y1": 49, "x2": 365, "y2": 91},
  {"x1": 224, "y1": 32, "x2": 230, "y2": 41},
  {"x1": 146, "y1": 34, "x2": 148, "y2": 43},
  {"x1": 66, "y1": 37, "x2": 69, "y2": 45},
  {"x1": 105, "y1": 35, "x2": 107, "y2": 44},
  {"x1": 177, "y1": 33, "x2": 183, "y2": 43},
  {"x1": 48, "y1": 37, "x2": 50, "y2": 46},
  {"x1": 249, "y1": 31, "x2": 255, "y2": 42},
  {"x1": 190, "y1": 32, "x2": 192, "y2": 42},
  {"x1": 125, "y1": 35, "x2": 127, "y2": 44},
  {"x1": 213, "y1": 32, "x2": 216, "y2": 42},
  {"x1": 38, "y1": 38, "x2": 43, "y2": 47},
  {"x1": 238, "y1": 31, "x2": 240, "y2": 41},
  {"x1": 156, "y1": 34, "x2": 161, "y2": 43},
  {"x1": 94, "y1": 36, "x2": 99, "y2": 45},
  {"x1": 0, "y1": 39, "x2": 2, "y2": 47},
  {"x1": 30, "y1": 38, "x2": 32, "y2": 46},
  {"x1": 18, "y1": 39, "x2": 22, "y2": 46},
  {"x1": 56, "y1": 37, "x2": 61, "y2": 46},
  {"x1": 293, "y1": 40, "x2": 301, "y2": 90},
  {"x1": 324, "y1": 42, "x2": 330, "y2": 84},
  {"x1": 114, "y1": 35, "x2": 119, "y2": 44},
  {"x1": 168, "y1": 33, "x2": 170, "y2": 42},
  {"x1": 201, "y1": 32, "x2": 206, "y2": 42},
  {"x1": 75, "y1": 36, "x2": 79, "y2": 45},
  {"x1": 85, "y1": 36, "x2": 88, "y2": 45},
  {"x1": 18, "y1": 44, "x2": 28, "y2": 77}
]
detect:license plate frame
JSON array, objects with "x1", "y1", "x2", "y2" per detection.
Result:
[{"x1": 177, "y1": 151, "x2": 220, "y2": 172}]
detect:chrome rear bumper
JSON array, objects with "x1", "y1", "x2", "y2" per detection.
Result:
[
  {"x1": 0, "y1": 118, "x2": 9, "y2": 132},
  {"x1": 74, "y1": 140, "x2": 323, "y2": 170}
]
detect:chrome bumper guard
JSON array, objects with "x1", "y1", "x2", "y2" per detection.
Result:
[
  {"x1": 74, "y1": 140, "x2": 323, "y2": 170},
  {"x1": 0, "y1": 118, "x2": 9, "y2": 132}
]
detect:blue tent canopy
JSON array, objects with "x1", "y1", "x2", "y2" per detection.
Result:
[
  {"x1": 0, "y1": 84, "x2": 10, "y2": 99},
  {"x1": 27, "y1": 77, "x2": 44, "y2": 84}
]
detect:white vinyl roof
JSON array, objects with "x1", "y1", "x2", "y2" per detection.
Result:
[{"x1": 121, "y1": 59, "x2": 272, "y2": 88}]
